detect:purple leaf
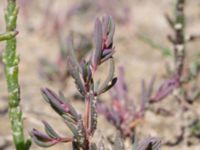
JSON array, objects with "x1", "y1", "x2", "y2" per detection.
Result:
[
  {"x1": 106, "y1": 17, "x2": 115, "y2": 48},
  {"x1": 92, "y1": 17, "x2": 103, "y2": 71},
  {"x1": 30, "y1": 129, "x2": 58, "y2": 147},
  {"x1": 41, "y1": 88, "x2": 78, "y2": 122},
  {"x1": 42, "y1": 121, "x2": 60, "y2": 139},
  {"x1": 150, "y1": 75, "x2": 180, "y2": 103},
  {"x1": 102, "y1": 15, "x2": 110, "y2": 39}
]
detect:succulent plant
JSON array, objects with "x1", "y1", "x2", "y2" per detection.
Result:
[
  {"x1": 98, "y1": 67, "x2": 179, "y2": 139},
  {"x1": 31, "y1": 15, "x2": 117, "y2": 149},
  {"x1": 0, "y1": 0, "x2": 31, "y2": 149},
  {"x1": 138, "y1": 0, "x2": 200, "y2": 103}
]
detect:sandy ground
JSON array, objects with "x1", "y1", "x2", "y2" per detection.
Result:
[{"x1": 0, "y1": 0, "x2": 200, "y2": 149}]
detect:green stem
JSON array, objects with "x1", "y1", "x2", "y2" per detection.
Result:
[{"x1": 2, "y1": 0, "x2": 31, "y2": 149}]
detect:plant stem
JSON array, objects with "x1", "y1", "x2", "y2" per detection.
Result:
[
  {"x1": 174, "y1": 0, "x2": 185, "y2": 76},
  {"x1": 2, "y1": 0, "x2": 31, "y2": 149},
  {"x1": 84, "y1": 94, "x2": 90, "y2": 130}
]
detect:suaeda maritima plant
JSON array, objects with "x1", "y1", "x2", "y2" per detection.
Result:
[
  {"x1": 0, "y1": 0, "x2": 31, "y2": 150},
  {"x1": 138, "y1": 0, "x2": 200, "y2": 104},
  {"x1": 137, "y1": 0, "x2": 200, "y2": 145},
  {"x1": 98, "y1": 66, "x2": 179, "y2": 139},
  {"x1": 30, "y1": 15, "x2": 118, "y2": 149}
]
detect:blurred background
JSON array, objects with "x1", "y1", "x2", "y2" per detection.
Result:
[{"x1": 0, "y1": 0, "x2": 200, "y2": 149}]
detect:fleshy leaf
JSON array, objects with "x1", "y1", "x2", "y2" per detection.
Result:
[
  {"x1": 42, "y1": 121, "x2": 60, "y2": 139},
  {"x1": 59, "y1": 91, "x2": 79, "y2": 120},
  {"x1": 106, "y1": 17, "x2": 115, "y2": 48},
  {"x1": 41, "y1": 88, "x2": 69, "y2": 114},
  {"x1": 68, "y1": 57, "x2": 86, "y2": 96},
  {"x1": 96, "y1": 58, "x2": 116, "y2": 95},
  {"x1": 92, "y1": 17, "x2": 103, "y2": 71},
  {"x1": 97, "y1": 77, "x2": 117, "y2": 95},
  {"x1": 100, "y1": 49, "x2": 115, "y2": 63},
  {"x1": 147, "y1": 76, "x2": 156, "y2": 98},
  {"x1": 150, "y1": 75, "x2": 180, "y2": 102},
  {"x1": 41, "y1": 88, "x2": 78, "y2": 123},
  {"x1": 30, "y1": 129, "x2": 58, "y2": 147},
  {"x1": 63, "y1": 118, "x2": 79, "y2": 137},
  {"x1": 66, "y1": 35, "x2": 86, "y2": 96}
]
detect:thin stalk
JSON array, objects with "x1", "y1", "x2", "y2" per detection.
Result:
[
  {"x1": 174, "y1": 0, "x2": 185, "y2": 76},
  {"x1": 2, "y1": 0, "x2": 31, "y2": 149}
]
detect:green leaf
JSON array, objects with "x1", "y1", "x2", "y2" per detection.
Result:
[
  {"x1": 42, "y1": 121, "x2": 60, "y2": 139},
  {"x1": 96, "y1": 58, "x2": 116, "y2": 95},
  {"x1": 63, "y1": 119, "x2": 79, "y2": 137},
  {"x1": 0, "y1": 31, "x2": 18, "y2": 41},
  {"x1": 68, "y1": 57, "x2": 86, "y2": 96}
]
